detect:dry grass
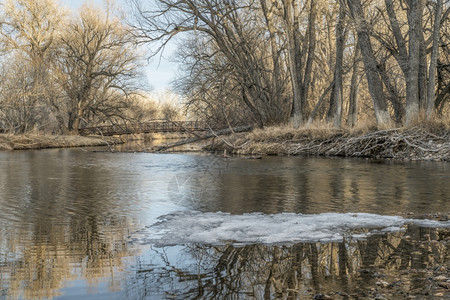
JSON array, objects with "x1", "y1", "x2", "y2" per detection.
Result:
[
  {"x1": 348, "y1": 117, "x2": 379, "y2": 135},
  {"x1": 249, "y1": 123, "x2": 345, "y2": 143},
  {"x1": 207, "y1": 121, "x2": 450, "y2": 161},
  {"x1": 0, "y1": 134, "x2": 123, "y2": 150},
  {"x1": 248, "y1": 119, "x2": 383, "y2": 143},
  {"x1": 406, "y1": 115, "x2": 450, "y2": 135}
]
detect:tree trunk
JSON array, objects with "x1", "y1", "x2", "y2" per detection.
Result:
[
  {"x1": 284, "y1": 0, "x2": 303, "y2": 128},
  {"x1": 384, "y1": 0, "x2": 409, "y2": 75},
  {"x1": 378, "y1": 58, "x2": 404, "y2": 124},
  {"x1": 260, "y1": 0, "x2": 281, "y2": 100},
  {"x1": 152, "y1": 125, "x2": 253, "y2": 151},
  {"x1": 71, "y1": 105, "x2": 84, "y2": 134},
  {"x1": 307, "y1": 80, "x2": 334, "y2": 126},
  {"x1": 347, "y1": 43, "x2": 360, "y2": 127},
  {"x1": 418, "y1": 32, "x2": 427, "y2": 111},
  {"x1": 435, "y1": 83, "x2": 450, "y2": 115},
  {"x1": 332, "y1": 1, "x2": 346, "y2": 128},
  {"x1": 301, "y1": 0, "x2": 317, "y2": 116},
  {"x1": 426, "y1": 0, "x2": 443, "y2": 118},
  {"x1": 346, "y1": 0, "x2": 392, "y2": 126},
  {"x1": 241, "y1": 85, "x2": 264, "y2": 128},
  {"x1": 326, "y1": 86, "x2": 336, "y2": 123},
  {"x1": 405, "y1": 0, "x2": 426, "y2": 125}
]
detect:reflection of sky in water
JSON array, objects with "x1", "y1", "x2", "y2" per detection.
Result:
[{"x1": 0, "y1": 149, "x2": 448, "y2": 298}]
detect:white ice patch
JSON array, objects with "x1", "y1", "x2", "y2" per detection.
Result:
[{"x1": 135, "y1": 211, "x2": 450, "y2": 246}]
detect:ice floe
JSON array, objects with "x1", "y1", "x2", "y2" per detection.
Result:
[{"x1": 133, "y1": 211, "x2": 450, "y2": 246}]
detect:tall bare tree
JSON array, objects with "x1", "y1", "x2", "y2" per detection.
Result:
[
  {"x1": 427, "y1": 0, "x2": 444, "y2": 118},
  {"x1": 346, "y1": 0, "x2": 392, "y2": 126},
  {"x1": 331, "y1": 1, "x2": 347, "y2": 128},
  {"x1": 132, "y1": 0, "x2": 298, "y2": 128},
  {"x1": 347, "y1": 40, "x2": 360, "y2": 127},
  {"x1": 405, "y1": 0, "x2": 426, "y2": 124},
  {"x1": 54, "y1": 4, "x2": 142, "y2": 133},
  {"x1": 0, "y1": 0, "x2": 65, "y2": 132},
  {"x1": 282, "y1": 0, "x2": 317, "y2": 127}
]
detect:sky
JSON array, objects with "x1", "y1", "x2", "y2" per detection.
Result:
[{"x1": 58, "y1": 0, "x2": 179, "y2": 95}]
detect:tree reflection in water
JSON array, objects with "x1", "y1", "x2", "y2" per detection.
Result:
[
  {"x1": 0, "y1": 215, "x2": 136, "y2": 299},
  {"x1": 126, "y1": 226, "x2": 449, "y2": 299}
]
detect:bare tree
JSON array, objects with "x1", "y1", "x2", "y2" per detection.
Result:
[
  {"x1": 377, "y1": 0, "x2": 449, "y2": 123},
  {"x1": 0, "y1": 0, "x2": 64, "y2": 61},
  {"x1": 282, "y1": 0, "x2": 317, "y2": 127},
  {"x1": 174, "y1": 38, "x2": 256, "y2": 127},
  {"x1": 347, "y1": 40, "x2": 360, "y2": 127},
  {"x1": 54, "y1": 4, "x2": 143, "y2": 133},
  {"x1": 346, "y1": 0, "x2": 393, "y2": 126},
  {"x1": 435, "y1": 2, "x2": 450, "y2": 115},
  {"x1": 405, "y1": 0, "x2": 426, "y2": 124},
  {"x1": 427, "y1": 0, "x2": 444, "y2": 118},
  {"x1": 131, "y1": 0, "x2": 297, "y2": 128},
  {"x1": 2, "y1": 0, "x2": 447, "y2": 134},
  {"x1": 0, "y1": 0, "x2": 65, "y2": 133},
  {"x1": 331, "y1": 1, "x2": 347, "y2": 128}
]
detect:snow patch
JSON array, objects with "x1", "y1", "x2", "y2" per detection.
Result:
[{"x1": 134, "y1": 211, "x2": 450, "y2": 246}]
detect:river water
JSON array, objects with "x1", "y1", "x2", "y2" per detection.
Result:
[{"x1": 0, "y1": 147, "x2": 449, "y2": 299}]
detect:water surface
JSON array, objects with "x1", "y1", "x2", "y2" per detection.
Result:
[{"x1": 0, "y1": 148, "x2": 448, "y2": 299}]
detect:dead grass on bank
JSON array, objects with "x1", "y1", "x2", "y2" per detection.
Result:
[
  {"x1": 407, "y1": 115, "x2": 450, "y2": 135},
  {"x1": 207, "y1": 121, "x2": 450, "y2": 161},
  {"x1": 0, "y1": 134, "x2": 123, "y2": 150}
]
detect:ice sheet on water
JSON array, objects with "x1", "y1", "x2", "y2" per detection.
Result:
[{"x1": 134, "y1": 211, "x2": 450, "y2": 246}]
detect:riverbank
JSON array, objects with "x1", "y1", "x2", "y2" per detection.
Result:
[
  {"x1": 2, "y1": 123, "x2": 449, "y2": 161},
  {"x1": 205, "y1": 124, "x2": 450, "y2": 161},
  {"x1": 0, "y1": 134, "x2": 123, "y2": 150}
]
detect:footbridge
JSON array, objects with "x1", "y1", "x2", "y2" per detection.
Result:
[{"x1": 78, "y1": 121, "x2": 216, "y2": 136}]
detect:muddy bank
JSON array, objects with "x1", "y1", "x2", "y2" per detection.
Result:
[
  {"x1": 0, "y1": 134, "x2": 123, "y2": 150},
  {"x1": 205, "y1": 126, "x2": 450, "y2": 161}
]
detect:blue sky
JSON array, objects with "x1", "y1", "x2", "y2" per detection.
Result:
[{"x1": 59, "y1": 0, "x2": 179, "y2": 94}]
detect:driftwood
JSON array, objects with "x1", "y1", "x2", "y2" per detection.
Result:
[
  {"x1": 271, "y1": 127, "x2": 449, "y2": 160},
  {"x1": 151, "y1": 125, "x2": 252, "y2": 152},
  {"x1": 203, "y1": 126, "x2": 448, "y2": 161}
]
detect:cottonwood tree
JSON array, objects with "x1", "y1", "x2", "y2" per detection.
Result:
[
  {"x1": 132, "y1": 0, "x2": 449, "y2": 129},
  {"x1": 345, "y1": 1, "x2": 404, "y2": 124},
  {"x1": 260, "y1": 0, "x2": 284, "y2": 111},
  {"x1": 346, "y1": 0, "x2": 393, "y2": 126},
  {"x1": 370, "y1": 0, "x2": 449, "y2": 123},
  {"x1": 404, "y1": 0, "x2": 427, "y2": 124},
  {"x1": 0, "y1": 0, "x2": 65, "y2": 132},
  {"x1": 54, "y1": 4, "x2": 143, "y2": 133},
  {"x1": 0, "y1": 0, "x2": 64, "y2": 64},
  {"x1": 0, "y1": 57, "x2": 45, "y2": 132},
  {"x1": 175, "y1": 39, "x2": 256, "y2": 127},
  {"x1": 281, "y1": 0, "x2": 317, "y2": 127},
  {"x1": 427, "y1": 0, "x2": 444, "y2": 118},
  {"x1": 347, "y1": 41, "x2": 361, "y2": 127},
  {"x1": 131, "y1": 0, "x2": 293, "y2": 128},
  {"x1": 329, "y1": 0, "x2": 347, "y2": 128},
  {"x1": 435, "y1": 2, "x2": 450, "y2": 115}
]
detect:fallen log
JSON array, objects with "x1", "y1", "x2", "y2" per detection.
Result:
[{"x1": 150, "y1": 125, "x2": 252, "y2": 152}]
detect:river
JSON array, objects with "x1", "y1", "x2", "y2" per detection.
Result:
[{"x1": 0, "y1": 147, "x2": 449, "y2": 299}]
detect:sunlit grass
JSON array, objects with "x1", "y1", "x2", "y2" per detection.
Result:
[
  {"x1": 0, "y1": 134, "x2": 122, "y2": 150},
  {"x1": 207, "y1": 118, "x2": 450, "y2": 161}
]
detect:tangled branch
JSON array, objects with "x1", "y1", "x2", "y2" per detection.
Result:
[{"x1": 289, "y1": 127, "x2": 450, "y2": 160}]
